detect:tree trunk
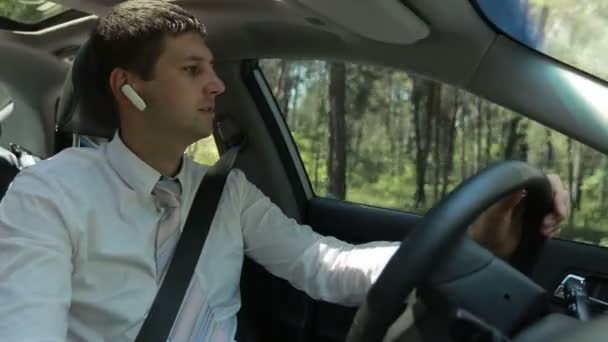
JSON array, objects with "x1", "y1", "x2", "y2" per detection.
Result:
[
  {"x1": 573, "y1": 144, "x2": 584, "y2": 210},
  {"x1": 485, "y1": 105, "x2": 492, "y2": 165},
  {"x1": 289, "y1": 70, "x2": 300, "y2": 128},
  {"x1": 412, "y1": 77, "x2": 433, "y2": 208},
  {"x1": 476, "y1": 98, "x2": 483, "y2": 171},
  {"x1": 545, "y1": 129, "x2": 554, "y2": 170},
  {"x1": 276, "y1": 60, "x2": 293, "y2": 118},
  {"x1": 327, "y1": 62, "x2": 347, "y2": 200},
  {"x1": 313, "y1": 141, "x2": 321, "y2": 190},
  {"x1": 442, "y1": 90, "x2": 459, "y2": 197},
  {"x1": 537, "y1": 6, "x2": 551, "y2": 47},
  {"x1": 504, "y1": 117, "x2": 522, "y2": 159},
  {"x1": 460, "y1": 103, "x2": 467, "y2": 182},
  {"x1": 567, "y1": 138, "x2": 575, "y2": 227},
  {"x1": 433, "y1": 85, "x2": 442, "y2": 202}
]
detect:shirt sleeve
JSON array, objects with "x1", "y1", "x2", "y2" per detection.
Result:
[
  {"x1": 232, "y1": 170, "x2": 400, "y2": 306},
  {"x1": 0, "y1": 170, "x2": 73, "y2": 341}
]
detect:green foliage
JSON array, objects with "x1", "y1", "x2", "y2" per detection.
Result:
[
  {"x1": 260, "y1": 58, "x2": 608, "y2": 247},
  {"x1": 185, "y1": 136, "x2": 219, "y2": 165},
  {"x1": 0, "y1": 0, "x2": 65, "y2": 24},
  {"x1": 525, "y1": 0, "x2": 608, "y2": 81}
]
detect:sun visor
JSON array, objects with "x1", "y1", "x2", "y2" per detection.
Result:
[{"x1": 297, "y1": 0, "x2": 430, "y2": 44}]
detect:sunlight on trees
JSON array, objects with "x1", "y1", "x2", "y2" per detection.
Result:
[{"x1": 261, "y1": 57, "x2": 608, "y2": 247}]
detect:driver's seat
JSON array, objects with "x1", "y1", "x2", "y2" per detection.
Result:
[{"x1": 56, "y1": 39, "x2": 117, "y2": 141}]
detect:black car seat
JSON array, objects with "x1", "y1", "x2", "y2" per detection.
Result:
[{"x1": 56, "y1": 39, "x2": 118, "y2": 140}]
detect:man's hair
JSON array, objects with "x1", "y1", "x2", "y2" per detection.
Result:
[{"x1": 91, "y1": 0, "x2": 206, "y2": 91}]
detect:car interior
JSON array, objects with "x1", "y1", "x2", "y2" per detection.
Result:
[{"x1": 3, "y1": 0, "x2": 608, "y2": 341}]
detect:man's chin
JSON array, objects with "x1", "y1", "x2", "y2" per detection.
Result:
[{"x1": 192, "y1": 127, "x2": 214, "y2": 141}]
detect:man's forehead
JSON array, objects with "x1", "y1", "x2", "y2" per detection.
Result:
[{"x1": 161, "y1": 32, "x2": 214, "y2": 62}]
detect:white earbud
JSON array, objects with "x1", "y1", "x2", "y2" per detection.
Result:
[{"x1": 120, "y1": 84, "x2": 147, "y2": 111}]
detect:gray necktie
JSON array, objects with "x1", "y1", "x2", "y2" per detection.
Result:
[{"x1": 152, "y1": 178, "x2": 182, "y2": 281}]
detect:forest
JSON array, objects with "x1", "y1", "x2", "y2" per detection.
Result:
[{"x1": 259, "y1": 59, "x2": 606, "y2": 246}]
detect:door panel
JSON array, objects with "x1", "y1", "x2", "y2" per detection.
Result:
[
  {"x1": 531, "y1": 239, "x2": 608, "y2": 313},
  {"x1": 305, "y1": 197, "x2": 419, "y2": 341},
  {"x1": 307, "y1": 197, "x2": 419, "y2": 243},
  {"x1": 238, "y1": 197, "x2": 419, "y2": 342},
  {"x1": 306, "y1": 201, "x2": 608, "y2": 340}
]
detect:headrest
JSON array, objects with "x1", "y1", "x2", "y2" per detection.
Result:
[{"x1": 56, "y1": 39, "x2": 118, "y2": 139}]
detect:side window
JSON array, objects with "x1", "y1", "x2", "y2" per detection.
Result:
[
  {"x1": 185, "y1": 136, "x2": 219, "y2": 165},
  {"x1": 259, "y1": 59, "x2": 606, "y2": 246},
  {"x1": 0, "y1": 83, "x2": 13, "y2": 119}
]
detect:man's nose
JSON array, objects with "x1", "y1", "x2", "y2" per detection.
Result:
[{"x1": 206, "y1": 71, "x2": 226, "y2": 96}]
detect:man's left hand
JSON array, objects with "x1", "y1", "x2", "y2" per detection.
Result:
[
  {"x1": 540, "y1": 174, "x2": 569, "y2": 238},
  {"x1": 468, "y1": 173, "x2": 569, "y2": 258}
]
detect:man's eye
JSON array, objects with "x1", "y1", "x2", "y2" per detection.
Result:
[{"x1": 183, "y1": 66, "x2": 200, "y2": 76}]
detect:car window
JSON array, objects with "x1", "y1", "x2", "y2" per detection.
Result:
[
  {"x1": 185, "y1": 136, "x2": 219, "y2": 165},
  {"x1": 0, "y1": 83, "x2": 10, "y2": 109},
  {"x1": 0, "y1": 0, "x2": 67, "y2": 24},
  {"x1": 475, "y1": 0, "x2": 608, "y2": 82},
  {"x1": 259, "y1": 59, "x2": 608, "y2": 247},
  {"x1": 0, "y1": 83, "x2": 13, "y2": 121}
]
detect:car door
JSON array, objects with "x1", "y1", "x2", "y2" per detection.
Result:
[{"x1": 237, "y1": 58, "x2": 608, "y2": 342}]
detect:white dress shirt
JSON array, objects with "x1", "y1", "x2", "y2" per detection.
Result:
[{"x1": 0, "y1": 133, "x2": 399, "y2": 341}]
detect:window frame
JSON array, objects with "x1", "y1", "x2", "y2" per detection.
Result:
[{"x1": 242, "y1": 60, "x2": 314, "y2": 213}]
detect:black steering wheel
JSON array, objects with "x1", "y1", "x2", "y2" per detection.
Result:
[{"x1": 346, "y1": 161, "x2": 554, "y2": 342}]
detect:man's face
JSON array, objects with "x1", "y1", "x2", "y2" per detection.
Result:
[{"x1": 137, "y1": 32, "x2": 225, "y2": 143}]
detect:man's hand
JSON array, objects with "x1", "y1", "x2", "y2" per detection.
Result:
[
  {"x1": 468, "y1": 174, "x2": 569, "y2": 258},
  {"x1": 541, "y1": 174, "x2": 569, "y2": 238}
]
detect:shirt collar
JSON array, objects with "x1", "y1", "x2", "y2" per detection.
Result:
[{"x1": 106, "y1": 131, "x2": 187, "y2": 195}]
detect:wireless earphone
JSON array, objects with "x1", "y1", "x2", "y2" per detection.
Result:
[{"x1": 120, "y1": 84, "x2": 147, "y2": 111}]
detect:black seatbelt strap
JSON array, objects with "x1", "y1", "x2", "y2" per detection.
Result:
[{"x1": 136, "y1": 146, "x2": 241, "y2": 342}]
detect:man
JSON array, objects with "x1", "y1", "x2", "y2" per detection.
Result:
[{"x1": 0, "y1": 1, "x2": 567, "y2": 341}]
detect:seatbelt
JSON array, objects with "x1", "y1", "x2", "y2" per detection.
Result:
[{"x1": 136, "y1": 145, "x2": 241, "y2": 342}]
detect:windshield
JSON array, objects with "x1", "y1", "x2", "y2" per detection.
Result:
[
  {"x1": 476, "y1": 0, "x2": 608, "y2": 81},
  {"x1": 0, "y1": 0, "x2": 67, "y2": 24}
]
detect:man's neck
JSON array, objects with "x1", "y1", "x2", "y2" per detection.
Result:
[{"x1": 119, "y1": 129, "x2": 186, "y2": 177}]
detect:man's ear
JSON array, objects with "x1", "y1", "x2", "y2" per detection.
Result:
[{"x1": 109, "y1": 68, "x2": 147, "y2": 111}]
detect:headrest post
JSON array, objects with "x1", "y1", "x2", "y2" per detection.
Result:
[{"x1": 72, "y1": 134, "x2": 81, "y2": 147}]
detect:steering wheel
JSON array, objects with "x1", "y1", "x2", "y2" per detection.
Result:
[{"x1": 346, "y1": 161, "x2": 554, "y2": 342}]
